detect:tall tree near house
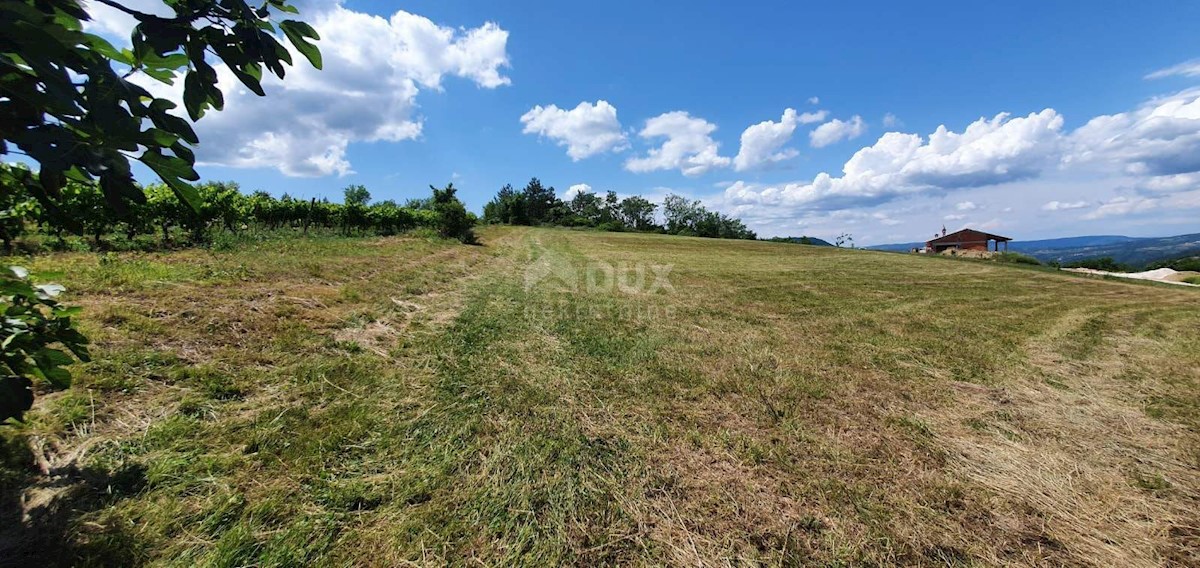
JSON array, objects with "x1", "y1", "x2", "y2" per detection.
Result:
[{"x1": 0, "y1": 0, "x2": 322, "y2": 421}]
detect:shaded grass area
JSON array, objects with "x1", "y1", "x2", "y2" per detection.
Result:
[{"x1": 2, "y1": 227, "x2": 1198, "y2": 566}]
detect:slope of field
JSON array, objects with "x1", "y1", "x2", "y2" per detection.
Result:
[{"x1": 2, "y1": 227, "x2": 1198, "y2": 567}]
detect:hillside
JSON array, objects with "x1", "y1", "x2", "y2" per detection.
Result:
[
  {"x1": 871, "y1": 232, "x2": 1200, "y2": 266},
  {"x1": 2, "y1": 227, "x2": 1198, "y2": 567}
]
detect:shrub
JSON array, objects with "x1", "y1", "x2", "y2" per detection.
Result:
[
  {"x1": 993, "y1": 252, "x2": 1041, "y2": 266},
  {"x1": 1065, "y1": 257, "x2": 1130, "y2": 272},
  {"x1": 1147, "y1": 256, "x2": 1200, "y2": 272},
  {"x1": 430, "y1": 184, "x2": 477, "y2": 244},
  {"x1": 596, "y1": 221, "x2": 625, "y2": 233}
]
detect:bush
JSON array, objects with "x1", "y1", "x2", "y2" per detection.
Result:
[
  {"x1": 430, "y1": 184, "x2": 477, "y2": 244},
  {"x1": 993, "y1": 252, "x2": 1041, "y2": 266},
  {"x1": 1147, "y1": 256, "x2": 1200, "y2": 272},
  {"x1": 596, "y1": 221, "x2": 625, "y2": 233},
  {"x1": 1064, "y1": 257, "x2": 1130, "y2": 272}
]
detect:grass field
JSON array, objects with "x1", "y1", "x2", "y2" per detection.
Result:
[{"x1": 2, "y1": 226, "x2": 1198, "y2": 567}]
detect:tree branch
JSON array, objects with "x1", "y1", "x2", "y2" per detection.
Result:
[{"x1": 91, "y1": 0, "x2": 153, "y2": 20}]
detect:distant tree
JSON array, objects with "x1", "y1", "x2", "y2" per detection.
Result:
[
  {"x1": 404, "y1": 197, "x2": 434, "y2": 211},
  {"x1": 662, "y1": 194, "x2": 700, "y2": 234},
  {"x1": 660, "y1": 194, "x2": 754, "y2": 239},
  {"x1": 568, "y1": 190, "x2": 603, "y2": 225},
  {"x1": 343, "y1": 185, "x2": 371, "y2": 207},
  {"x1": 1064, "y1": 257, "x2": 1130, "y2": 272},
  {"x1": 834, "y1": 233, "x2": 854, "y2": 248},
  {"x1": 601, "y1": 191, "x2": 620, "y2": 225},
  {"x1": 618, "y1": 196, "x2": 657, "y2": 231},
  {"x1": 521, "y1": 178, "x2": 560, "y2": 225},
  {"x1": 483, "y1": 184, "x2": 527, "y2": 225}
]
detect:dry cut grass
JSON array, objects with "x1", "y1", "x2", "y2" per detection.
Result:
[{"x1": 1, "y1": 226, "x2": 1197, "y2": 567}]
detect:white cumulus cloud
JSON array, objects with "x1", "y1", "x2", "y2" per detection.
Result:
[
  {"x1": 1066, "y1": 89, "x2": 1200, "y2": 178},
  {"x1": 625, "y1": 112, "x2": 731, "y2": 176},
  {"x1": 1042, "y1": 200, "x2": 1089, "y2": 211},
  {"x1": 810, "y1": 115, "x2": 867, "y2": 147},
  {"x1": 102, "y1": 1, "x2": 511, "y2": 177},
  {"x1": 520, "y1": 100, "x2": 628, "y2": 160},
  {"x1": 1145, "y1": 59, "x2": 1200, "y2": 80},
  {"x1": 564, "y1": 183, "x2": 592, "y2": 199},
  {"x1": 733, "y1": 108, "x2": 804, "y2": 171},
  {"x1": 724, "y1": 109, "x2": 1065, "y2": 211},
  {"x1": 715, "y1": 90, "x2": 1200, "y2": 237}
]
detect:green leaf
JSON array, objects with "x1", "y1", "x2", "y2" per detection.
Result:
[
  {"x1": 42, "y1": 366, "x2": 72, "y2": 389},
  {"x1": 142, "y1": 66, "x2": 178, "y2": 84},
  {"x1": 143, "y1": 128, "x2": 179, "y2": 147},
  {"x1": 183, "y1": 71, "x2": 206, "y2": 120},
  {"x1": 85, "y1": 34, "x2": 134, "y2": 66},
  {"x1": 231, "y1": 65, "x2": 265, "y2": 96},
  {"x1": 35, "y1": 348, "x2": 73, "y2": 367},
  {"x1": 53, "y1": 306, "x2": 83, "y2": 317},
  {"x1": 140, "y1": 152, "x2": 202, "y2": 212},
  {"x1": 280, "y1": 21, "x2": 322, "y2": 69}
]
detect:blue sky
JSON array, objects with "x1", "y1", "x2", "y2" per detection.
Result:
[{"x1": 85, "y1": 0, "x2": 1200, "y2": 244}]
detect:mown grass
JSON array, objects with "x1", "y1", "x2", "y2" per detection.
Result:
[{"x1": 1, "y1": 226, "x2": 1198, "y2": 567}]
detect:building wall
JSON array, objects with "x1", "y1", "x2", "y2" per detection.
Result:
[{"x1": 930, "y1": 241, "x2": 990, "y2": 252}]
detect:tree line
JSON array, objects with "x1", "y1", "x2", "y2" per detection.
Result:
[
  {"x1": 482, "y1": 178, "x2": 757, "y2": 239},
  {"x1": 0, "y1": 163, "x2": 477, "y2": 252}
]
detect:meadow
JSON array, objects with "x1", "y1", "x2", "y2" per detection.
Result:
[{"x1": 1, "y1": 226, "x2": 1197, "y2": 567}]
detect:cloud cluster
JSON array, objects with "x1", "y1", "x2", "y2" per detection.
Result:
[
  {"x1": 625, "y1": 112, "x2": 732, "y2": 176},
  {"x1": 718, "y1": 87, "x2": 1200, "y2": 238},
  {"x1": 520, "y1": 101, "x2": 628, "y2": 160},
  {"x1": 1067, "y1": 89, "x2": 1200, "y2": 177},
  {"x1": 732, "y1": 108, "x2": 826, "y2": 171},
  {"x1": 810, "y1": 116, "x2": 867, "y2": 147},
  {"x1": 99, "y1": 1, "x2": 511, "y2": 176},
  {"x1": 726, "y1": 109, "x2": 1065, "y2": 211}
]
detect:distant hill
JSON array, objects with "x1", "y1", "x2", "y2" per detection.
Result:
[
  {"x1": 869, "y1": 233, "x2": 1200, "y2": 267},
  {"x1": 765, "y1": 236, "x2": 834, "y2": 246}
]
